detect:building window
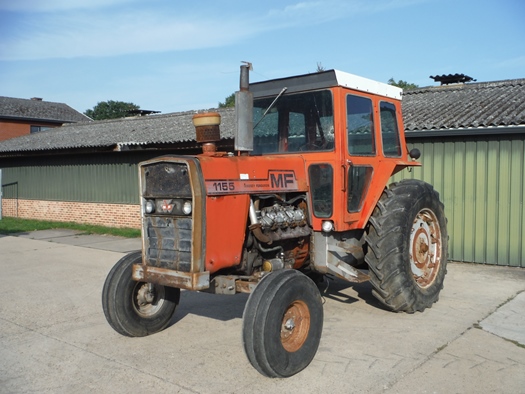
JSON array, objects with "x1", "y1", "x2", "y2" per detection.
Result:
[{"x1": 30, "y1": 125, "x2": 53, "y2": 133}]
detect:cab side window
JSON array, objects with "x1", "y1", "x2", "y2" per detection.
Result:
[
  {"x1": 347, "y1": 165, "x2": 373, "y2": 212},
  {"x1": 380, "y1": 101, "x2": 402, "y2": 157},
  {"x1": 347, "y1": 94, "x2": 375, "y2": 156},
  {"x1": 309, "y1": 164, "x2": 333, "y2": 218}
]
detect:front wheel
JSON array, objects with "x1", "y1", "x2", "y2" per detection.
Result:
[
  {"x1": 365, "y1": 180, "x2": 448, "y2": 313},
  {"x1": 242, "y1": 270, "x2": 323, "y2": 378},
  {"x1": 102, "y1": 251, "x2": 180, "y2": 337}
]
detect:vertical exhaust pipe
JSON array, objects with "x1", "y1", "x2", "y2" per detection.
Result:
[{"x1": 234, "y1": 63, "x2": 253, "y2": 152}]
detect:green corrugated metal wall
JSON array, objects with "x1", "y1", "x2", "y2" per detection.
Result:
[
  {"x1": 392, "y1": 136, "x2": 525, "y2": 267},
  {"x1": 1, "y1": 153, "x2": 151, "y2": 204}
]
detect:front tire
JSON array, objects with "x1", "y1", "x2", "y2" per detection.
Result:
[
  {"x1": 102, "y1": 251, "x2": 180, "y2": 337},
  {"x1": 242, "y1": 270, "x2": 323, "y2": 378},
  {"x1": 365, "y1": 180, "x2": 448, "y2": 313}
]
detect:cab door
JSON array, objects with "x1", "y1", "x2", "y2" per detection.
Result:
[
  {"x1": 342, "y1": 91, "x2": 406, "y2": 228},
  {"x1": 343, "y1": 92, "x2": 377, "y2": 225}
]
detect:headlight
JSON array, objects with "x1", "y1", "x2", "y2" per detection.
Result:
[
  {"x1": 145, "y1": 200, "x2": 155, "y2": 214},
  {"x1": 182, "y1": 201, "x2": 192, "y2": 215},
  {"x1": 144, "y1": 199, "x2": 191, "y2": 215},
  {"x1": 322, "y1": 220, "x2": 333, "y2": 232}
]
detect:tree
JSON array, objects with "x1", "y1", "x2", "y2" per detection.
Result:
[
  {"x1": 388, "y1": 78, "x2": 419, "y2": 90},
  {"x1": 84, "y1": 100, "x2": 140, "y2": 120},
  {"x1": 218, "y1": 93, "x2": 235, "y2": 108},
  {"x1": 316, "y1": 62, "x2": 325, "y2": 72}
]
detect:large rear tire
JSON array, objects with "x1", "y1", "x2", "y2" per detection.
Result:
[
  {"x1": 365, "y1": 180, "x2": 448, "y2": 313},
  {"x1": 102, "y1": 251, "x2": 180, "y2": 337},
  {"x1": 242, "y1": 270, "x2": 323, "y2": 378}
]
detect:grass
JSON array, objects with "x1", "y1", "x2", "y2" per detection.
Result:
[{"x1": 0, "y1": 217, "x2": 140, "y2": 238}]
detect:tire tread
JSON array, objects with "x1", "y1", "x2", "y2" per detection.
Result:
[{"x1": 365, "y1": 180, "x2": 448, "y2": 313}]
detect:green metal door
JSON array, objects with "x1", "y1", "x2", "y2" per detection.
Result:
[{"x1": 392, "y1": 137, "x2": 525, "y2": 267}]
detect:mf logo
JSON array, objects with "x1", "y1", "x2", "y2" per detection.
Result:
[{"x1": 269, "y1": 171, "x2": 296, "y2": 189}]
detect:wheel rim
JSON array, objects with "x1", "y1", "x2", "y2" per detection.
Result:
[
  {"x1": 132, "y1": 282, "x2": 165, "y2": 318},
  {"x1": 409, "y1": 208, "x2": 442, "y2": 289},
  {"x1": 280, "y1": 300, "x2": 311, "y2": 352}
]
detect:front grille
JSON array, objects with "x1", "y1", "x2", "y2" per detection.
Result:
[
  {"x1": 145, "y1": 216, "x2": 192, "y2": 272},
  {"x1": 143, "y1": 162, "x2": 192, "y2": 198},
  {"x1": 141, "y1": 160, "x2": 195, "y2": 273}
]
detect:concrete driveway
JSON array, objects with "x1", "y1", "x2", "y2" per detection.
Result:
[{"x1": 1, "y1": 231, "x2": 524, "y2": 393}]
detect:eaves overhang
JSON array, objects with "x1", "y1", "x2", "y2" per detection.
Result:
[
  {"x1": 405, "y1": 125, "x2": 525, "y2": 138},
  {"x1": 0, "y1": 145, "x2": 118, "y2": 159},
  {"x1": 0, "y1": 115, "x2": 68, "y2": 124}
]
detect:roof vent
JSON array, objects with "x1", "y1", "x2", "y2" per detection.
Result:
[
  {"x1": 430, "y1": 74, "x2": 476, "y2": 85},
  {"x1": 126, "y1": 109, "x2": 160, "y2": 116},
  {"x1": 31, "y1": 97, "x2": 43, "y2": 101}
]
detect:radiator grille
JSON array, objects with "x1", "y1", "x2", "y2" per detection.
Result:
[{"x1": 145, "y1": 216, "x2": 192, "y2": 272}]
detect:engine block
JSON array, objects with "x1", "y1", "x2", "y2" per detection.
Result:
[{"x1": 259, "y1": 203, "x2": 310, "y2": 241}]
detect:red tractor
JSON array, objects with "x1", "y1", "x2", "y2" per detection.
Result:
[{"x1": 102, "y1": 65, "x2": 447, "y2": 377}]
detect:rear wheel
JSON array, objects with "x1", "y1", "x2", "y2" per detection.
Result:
[
  {"x1": 365, "y1": 180, "x2": 448, "y2": 313},
  {"x1": 242, "y1": 270, "x2": 323, "y2": 378},
  {"x1": 102, "y1": 251, "x2": 180, "y2": 337}
]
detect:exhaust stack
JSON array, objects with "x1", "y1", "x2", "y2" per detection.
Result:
[{"x1": 234, "y1": 63, "x2": 253, "y2": 152}]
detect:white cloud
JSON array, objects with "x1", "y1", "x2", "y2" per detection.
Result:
[
  {"x1": 1, "y1": 10, "x2": 257, "y2": 60},
  {"x1": 0, "y1": 0, "x2": 426, "y2": 61},
  {"x1": 0, "y1": 0, "x2": 137, "y2": 12},
  {"x1": 267, "y1": 0, "x2": 427, "y2": 24},
  {"x1": 493, "y1": 55, "x2": 525, "y2": 70}
]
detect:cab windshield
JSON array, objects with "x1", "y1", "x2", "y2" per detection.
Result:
[{"x1": 252, "y1": 90, "x2": 334, "y2": 155}]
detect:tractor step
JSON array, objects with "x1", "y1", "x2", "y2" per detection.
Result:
[
  {"x1": 326, "y1": 259, "x2": 369, "y2": 283},
  {"x1": 313, "y1": 231, "x2": 370, "y2": 283}
]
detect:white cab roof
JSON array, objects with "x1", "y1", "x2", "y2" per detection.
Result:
[{"x1": 250, "y1": 69, "x2": 402, "y2": 100}]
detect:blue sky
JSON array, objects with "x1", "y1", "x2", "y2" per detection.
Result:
[{"x1": 1, "y1": 0, "x2": 524, "y2": 115}]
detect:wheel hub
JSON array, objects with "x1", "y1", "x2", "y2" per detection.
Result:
[
  {"x1": 133, "y1": 282, "x2": 165, "y2": 317},
  {"x1": 284, "y1": 318, "x2": 295, "y2": 332},
  {"x1": 136, "y1": 284, "x2": 155, "y2": 306},
  {"x1": 409, "y1": 209, "x2": 442, "y2": 288},
  {"x1": 280, "y1": 300, "x2": 310, "y2": 352}
]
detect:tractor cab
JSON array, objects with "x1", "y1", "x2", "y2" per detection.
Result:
[{"x1": 249, "y1": 70, "x2": 419, "y2": 232}]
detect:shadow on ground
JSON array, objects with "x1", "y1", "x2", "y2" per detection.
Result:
[
  {"x1": 169, "y1": 291, "x2": 249, "y2": 327},
  {"x1": 167, "y1": 272, "x2": 389, "y2": 329}
]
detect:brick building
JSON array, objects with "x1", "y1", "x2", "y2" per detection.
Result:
[{"x1": 0, "y1": 96, "x2": 90, "y2": 141}]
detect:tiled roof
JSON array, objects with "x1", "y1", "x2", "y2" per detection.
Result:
[
  {"x1": 0, "y1": 96, "x2": 91, "y2": 123},
  {"x1": 0, "y1": 108, "x2": 236, "y2": 154},
  {"x1": 402, "y1": 78, "x2": 525, "y2": 131},
  {"x1": 1, "y1": 77, "x2": 524, "y2": 155}
]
